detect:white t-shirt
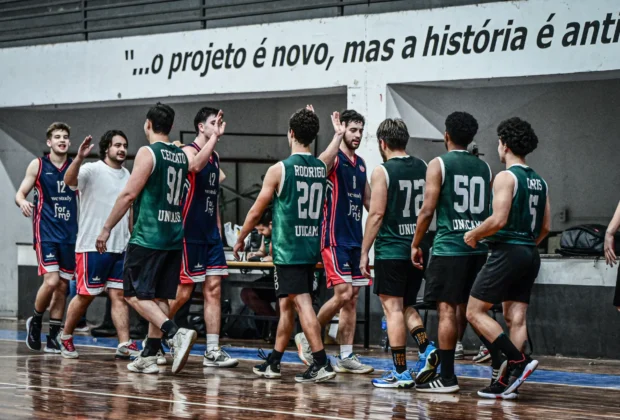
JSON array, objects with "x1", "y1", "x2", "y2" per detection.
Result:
[{"x1": 72, "y1": 160, "x2": 131, "y2": 253}]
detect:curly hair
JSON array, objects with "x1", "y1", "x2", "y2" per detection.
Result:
[
  {"x1": 289, "y1": 108, "x2": 320, "y2": 146},
  {"x1": 99, "y1": 130, "x2": 128, "y2": 160},
  {"x1": 376, "y1": 118, "x2": 409, "y2": 150},
  {"x1": 340, "y1": 109, "x2": 365, "y2": 127},
  {"x1": 497, "y1": 117, "x2": 538, "y2": 157},
  {"x1": 445, "y1": 111, "x2": 479, "y2": 147}
]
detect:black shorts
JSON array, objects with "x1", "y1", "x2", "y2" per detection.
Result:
[
  {"x1": 470, "y1": 244, "x2": 540, "y2": 304},
  {"x1": 123, "y1": 244, "x2": 182, "y2": 300},
  {"x1": 424, "y1": 254, "x2": 487, "y2": 305},
  {"x1": 373, "y1": 259, "x2": 423, "y2": 307},
  {"x1": 274, "y1": 264, "x2": 315, "y2": 297}
]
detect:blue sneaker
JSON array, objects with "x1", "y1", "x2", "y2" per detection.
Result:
[
  {"x1": 413, "y1": 342, "x2": 437, "y2": 375},
  {"x1": 371, "y1": 369, "x2": 414, "y2": 388},
  {"x1": 415, "y1": 344, "x2": 440, "y2": 385}
]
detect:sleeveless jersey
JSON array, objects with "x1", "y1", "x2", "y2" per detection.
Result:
[
  {"x1": 33, "y1": 155, "x2": 78, "y2": 244},
  {"x1": 130, "y1": 142, "x2": 189, "y2": 250},
  {"x1": 375, "y1": 156, "x2": 427, "y2": 260},
  {"x1": 432, "y1": 150, "x2": 491, "y2": 256},
  {"x1": 182, "y1": 145, "x2": 221, "y2": 244},
  {"x1": 272, "y1": 153, "x2": 326, "y2": 265},
  {"x1": 322, "y1": 150, "x2": 367, "y2": 248},
  {"x1": 487, "y1": 165, "x2": 548, "y2": 246}
]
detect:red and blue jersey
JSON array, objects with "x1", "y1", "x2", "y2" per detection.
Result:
[
  {"x1": 32, "y1": 155, "x2": 78, "y2": 245},
  {"x1": 321, "y1": 150, "x2": 367, "y2": 248},
  {"x1": 182, "y1": 145, "x2": 221, "y2": 244}
]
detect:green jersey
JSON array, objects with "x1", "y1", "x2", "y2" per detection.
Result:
[
  {"x1": 433, "y1": 150, "x2": 491, "y2": 256},
  {"x1": 130, "y1": 142, "x2": 189, "y2": 250},
  {"x1": 488, "y1": 165, "x2": 547, "y2": 246},
  {"x1": 272, "y1": 153, "x2": 326, "y2": 265},
  {"x1": 375, "y1": 156, "x2": 428, "y2": 260}
]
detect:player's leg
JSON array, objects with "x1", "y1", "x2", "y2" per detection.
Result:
[
  {"x1": 169, "y1": 243, "x2": 203, "y2": 318},
  {"x1": 503, "y1": 302, "x2": 529, "y2": 352},
  {"x1": 455, "y1": 303, "x2": 467, "y2": 360},
  {"x1": 46, "y1": 243, "x2": 76, "y2": 353},
  {"x1": 168, "y1": 284, "x2": 194, "y2": 319},
  {"x1": 106, "y1": 252, "x2": 136, "y2": 359},
  {"x1": 253, "y1": 296, "x2": 295, "y2": 378}
]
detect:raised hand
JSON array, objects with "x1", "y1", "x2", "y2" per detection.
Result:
[
  {"x1": 78, "y1": 136, "x2": 94, "y2": 159},
  {"x1": 306, "y1": 104, "x2": 315, "y2": 113},
  {"x1": 213, "y1": 110, "x2": 226, "y2": 138},
  {"x1": 331, "y1": 111, "x2": 346, "y2": 137}
]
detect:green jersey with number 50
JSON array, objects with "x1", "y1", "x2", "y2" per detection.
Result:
[
  {"x1": 487, "y1": 165, "x2": 547, "y2": 246},
  {"x1": 272, "y1": 153, "x2": 326, "y2": 265},
  {"x1": 432, "y1": 150, "x2": 491, "y2": 256},
  {"x1": 129, "y1": 142, "x2": 189, "y2": 250}
]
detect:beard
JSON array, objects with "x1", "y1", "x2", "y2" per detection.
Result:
[
  {"x1": 344, "y1": 137, "x2": 360, "y2": 150},
  {"x1": 379, "y1": 147, "x2": 387, "y2": 162},
  {"x1": 108, "y1": 153, "x2": 126, "y2": 164}
]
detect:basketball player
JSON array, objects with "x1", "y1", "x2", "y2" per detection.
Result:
[
  {"x1": 294, "y1": 109, "x2": 374, "y2": 374},
  {"x1": 605, "y1": 200, "x2": 620, "y2": 309},
  {"x1": 233, "y1": 106, "x2": 344, "y2": 382},
  {"x1": 96, "y1": 103, "x2": 221, "y2": 374},
  {"x1": 16, "y1": 122, "x2": 78, "y2": 353},
  {"x1": 464, "y1": 117, "x2": 549, "y2": 398},
  {"x1": 58, "y1": 130, "x2": 139, "y2": 360},
  {"x1": 167, "y1": 107, "x2": 238, "y2": 368},
  {"x1": 359, "y1": 119, "x2": 431, "y2": 388},
  {"x1": 412, "y1": 112, "x2": 491, "y2": 393}
]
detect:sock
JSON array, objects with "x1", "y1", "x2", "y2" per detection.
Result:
[
  {"x1": 60, "y1": 333, "x2": 72, "y2": 340},
  {"x1": 479, "y1": 334, "x2": 503, "y2": 370},
  {"x1": 206, "y1": 334, "x2": 219, "y2": 353},
  {"x1": 492, "y1": 333, "x2": 523, "y2": 362},
  {"x1": 33, "y1": 309, "x2": 44, "y2": 326},
  {"x1": 270, "y1": 350, "x2": 284, "y2": 363},
  {"x1": 439, "y1": 349, "x2": 455, "y2": 379},
  {"x1": 340, "y1": 345, "x2": 353, "y2": 359},
  {"x1": 160, "y1": 319, "x2": 178, "y2": 339},
  {"x1": 391, "y1": 346, "x2": 407, "y2": 373},
  {"x1": 312, "y1": 349, "x2": 327, "y2": 366},
  {"x1": 49, "y1": 318, "x2": 62, "y2": 338},
  {"x1": 142, "y1": 337, "x2": 162, "y2": 357},
  {"x1": 410, "y1": 326, "x2": 429, "y2": 353}
]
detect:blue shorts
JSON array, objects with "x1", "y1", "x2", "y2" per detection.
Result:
[
  {"x1": 321, "y1": 246, "x2": 370, "y2": 288},
  {"x1": 180, "y1": 241, "x2": 228, "y2": 283},
  {"x1": 75, "y1": 252, "x2": 124, "y2": 296},
  {"x1": 36, "y1": 241, "x2": 76, "y2": 280}
]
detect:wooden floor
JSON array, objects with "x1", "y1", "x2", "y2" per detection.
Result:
[{"x1": 1, "y1": 339, "x2": 619, "y2": 419}]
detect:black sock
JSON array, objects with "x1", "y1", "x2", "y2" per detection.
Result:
[
  {"x1": 391, "y1": 346, "x2": 407, "y2": 373},
  {"x1": 479, "y1": 334, "x2": 503, "y2": 370},
  {"x1": 142, "y1": 338, "x2": 162, "y2": 357},
  {"x1": 33, "y1": 309, "x2": 44, "y2": 326},
  {"x1": 410, "y1": 326, "x2": 429, "y2": 353},
  {"x1": 439, "y1": 349, "x2": 455, "y2": 379},
  {"x1": 49, "y1": 318, "x2": 62, "y2": 338},
  {"x1": 492, "y1": 333, "x2": 524, "y2": 362},
  {"x1": 270, "y1": 350, "x2": 284, "y2": 363},
  {"x1": 312, "y1": 349, "x2": 327, "y2": 366},
  {"x1": 160, "y1": 319, "x2": 179, "y2": 339}
]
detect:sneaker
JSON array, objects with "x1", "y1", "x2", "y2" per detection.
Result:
[
  {"x1": 416, "y1": 374, "x2": 460, "y2": 393},
  {"x1": 473, "y1": 345, "x2": 491, "y2": 363},
  {"x1": 252, "y1": 349, "x2": 281, "y2": 379},
  {"x1": 455, "y1": 341, "x2": 464, "y2": 360},
  {"x1": 294, "y1": 333, "x2": 313, "y2": 366},
  {"x1": 26, "y1": 317, "x2": 42, "y2": 351},
  {"x1": 116, "y1": 341, "x2": 141, "y2": 360},
  {"x1": 295, "y1": 360, "x2": 336, "y2": 383},
  {"x1": 477, "y1": 378, "x2": 518, "y2": 400},
  {"x1": 203, "y1": 347, "x2": 239, "y2": 368},
  {"x1": 127, "y1": 355, "x2": 160, "y2": 374},
  {"x1": 415, "y1": 346, "x2": 440, "y2": 384},
  {"x1": 503, "y1": 356, "x2": 539, "y2": 395},
  {"x1": 74, "y1": 319, "x2": 89, "y2": 333},
  {"x1": 333, "y1": 354, "x2": 374, "y2": 374},
  {"x1": 414, "y1": 342, "x2": 437, "y2": 375},
  {"x1": 167, "y1": 328, "x2": 197, "y2": 374},
  {"x1": 58, "y1": 333, "x2": 78, "y2": 359},
  {"x1": 44, "y1": 334, "x2": 61, "y2": 354},
  {"x1": 371, "y1": 369, "x2": 414, "y2": 388},
  {"x1": 142, "y1": 337, "x2": 168, "y2": 365}
]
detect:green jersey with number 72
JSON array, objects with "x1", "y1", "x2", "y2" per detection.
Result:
[
  {"x1": 129, "y1": 142, "x2": 189, "y2": 250},
  {"x1": 432, "y1": 150, "x2": 492, "y2": 256},
  {"x1": 272, "y1": 153, "x2": 327, "y2": 265}
]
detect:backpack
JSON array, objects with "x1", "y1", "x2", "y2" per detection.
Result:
[{"x1": 557, "y1": 224, "x2": 620, "y2": 256}]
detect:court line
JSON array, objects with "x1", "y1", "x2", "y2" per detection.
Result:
[
  {"x1": 0, "y1": 381, "x2": 352, "y2": 420},
  {"x1": 0, "y1": 352, "x2": 113, "y2": 358}
]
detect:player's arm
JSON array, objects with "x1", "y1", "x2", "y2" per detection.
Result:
[
  {"x1": 360, "y1": 167, "x2": 387, "y2": 278},
  {"x1": 536, "y1": 196, "x2": 551, "y2": 246},
  {"x1": 411, "y1": 158, "x2": 441, "y2": 269},
  {"x1": 15, "y1": 158, "x2": 40, "y2": 218},
  {"x1": 64, "y1": 135, "x2": 93, "y2": 188},
  {"x1": 605, "y1": 200, "x2": 620, "y2": 266},
  {"x1": 186, "y1": 111, "x2": 225, "y2": 173},
  {"x1": 129, "y1": 206, "x2": 134, "y2": 233},
  {"x1": 248, "y1": 237, "x2": 267, "y2": 259},
  {"x1": 318, "y1": 111, "x2": 346, "y2": 173},
  {"x1": 233, "y1": 164, "x2": 280, "y2": 260},
  {"x1": 219, "y1": 168, "x2": 226, "y2": 183},
  {"x1": 464, "y1": 171, "x2": 515, "y2": 248},
  {"x1": 96, "y1": 147, "x2": 153, "y2": 253},
  {"x1": 363, "y1": 180, "x2": 371, "y2": 211}
]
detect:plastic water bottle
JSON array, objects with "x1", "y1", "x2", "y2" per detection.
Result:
[{"x1": 380, "y1": 316, "x2": 389, "y2": 352}]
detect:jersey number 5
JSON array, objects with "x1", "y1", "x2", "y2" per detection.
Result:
[{"x1": 297, "y1": 181, "x2": 323, "y2": 220}]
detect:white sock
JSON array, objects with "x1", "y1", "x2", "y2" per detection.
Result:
[
  {"x1": 340, "y1": 345, "x2": 353, "y2": 359},
  {"x1": 206, "y1": 334, "x2": 219, "y2": 353},
  {"x1": 60, "y1": 333, "x2": 72, "y2": 340}
]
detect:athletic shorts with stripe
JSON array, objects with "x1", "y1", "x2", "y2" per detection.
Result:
[
  {"x1": 180, "y1": 240, "x2": 229, "y2": 283},
  {"x1": 35, "y1": 241, "x2": 75, "y2": 280},
  {"x1": 321, "y1": 246, "x2": 371, "y2": 288},
  {"x1": 75, "y1": 252, "x2": 124, "y2": 296}
]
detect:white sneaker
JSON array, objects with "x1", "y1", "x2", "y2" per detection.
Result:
[
  {"x1": 294, "y1": 333, "x2": 313, "y2": 366},
  {"x1": 333, "y1": 354, "x2": 374, "y2": 374},
  {"x1": 168, "y1": 328, "x2": 197, "y2": 374},
  {"x1": 455, "y1": 341, "x2": 464, "y2": 360},
  {"x1": 142, "y1": 337, "x2": 168, "y2": 365},
  {"x1": 57, "y1": 332, "x2": 78, "y2": 359},
  {"x1": 127, "y1": 355, "x2": 159, "y2": 374},
  {"x1": 203, "y1": 347, "x2": 239, "y2": 367},
  {"x1": 116, "y1": 341, "x2": 141, "y2": 360}
]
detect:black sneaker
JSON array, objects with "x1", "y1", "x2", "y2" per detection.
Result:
[
  {"x1": 26, "y1": 317, "x2": 42, "y2": 351},
  {"x1": 295, "y1": 359, "x2": 336, "y2": 383},
  {"x1": 415, "y1": 374, "x2": 460, "y2": 393},
  {"x1": 44, "y1": 334, "x2": 61, "y2": 354},
  {"x1": 253, "y1": 349, "x2": 281, "y2": 379},
  {"x1": 477, "y1": 378, "x2": 518, "y2": 400},
  {"x1": 504, "y1": 356, "x2": 538, "y2": 395}
]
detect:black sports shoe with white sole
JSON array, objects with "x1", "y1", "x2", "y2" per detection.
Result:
[
  {"x1": 503, "y1": 356, "x2": 538, "y2": 395},
  {"x1": 44, "y1": 334, "x2": 61, "y2": 354},
  {"x1": 415, "y1": 374, "x2": 460, "y2": 393},
  {"x1": 26, "y1": 317, "x2": 42, "y2": 351},
  {"x1": 253, "y1": 349, "x2": 281, "y2": 379}
]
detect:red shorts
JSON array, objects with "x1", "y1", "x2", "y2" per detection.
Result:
[
  {"x1": 321, "y1": 246, "x2": 370, "y2": 289},
  {"x1": 75, "y1": 252, "x2": 124, "y2": 296},
  {"x1": 180, "y1": 241, "x2": 228, "y2": 284}
]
